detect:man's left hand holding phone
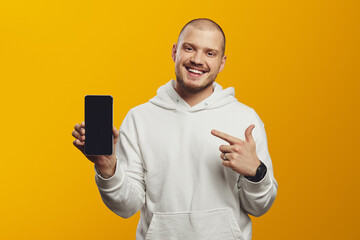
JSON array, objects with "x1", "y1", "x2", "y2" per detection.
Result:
[{"x1": 72, "y1": 95, "x2": 119, "y2": 179}]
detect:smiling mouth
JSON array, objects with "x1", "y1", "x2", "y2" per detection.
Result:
[{"x1": 185, "y1": 67, "x2": 207, "y2": 75}]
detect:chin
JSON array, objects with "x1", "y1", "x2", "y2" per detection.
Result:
[{"x1": 178, "y1": 77, "x2": 213, "y2": 94}]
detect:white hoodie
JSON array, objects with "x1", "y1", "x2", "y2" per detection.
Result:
[{"x1": 95, "y1": 80, "x2": 278, "y2": 240}]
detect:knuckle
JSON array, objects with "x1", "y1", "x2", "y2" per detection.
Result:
[
  {"x1": 234, "y1": 145, "x2": 241, "y2": 152},
  {"x1": 228, "y1": 160, "x2": 235, "y2": 167}
]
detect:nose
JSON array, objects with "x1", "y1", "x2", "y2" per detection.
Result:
[{"x1": 190, "y1": 51, "x2": 204, "y2": 66}]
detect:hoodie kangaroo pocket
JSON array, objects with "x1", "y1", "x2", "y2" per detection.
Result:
[{"x1": 145, "y1": 208, "x2": 244, "y2": 240}]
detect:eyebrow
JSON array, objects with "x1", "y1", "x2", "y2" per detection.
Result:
[{"x1": 182, "y1": 42, "x2": 220, "y2": 54}]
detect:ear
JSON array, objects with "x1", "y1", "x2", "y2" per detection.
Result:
[
  {"x1": 218, "y1": 55, "x2": 227, "y2": 73},
  {"x1": 171, "y1": 43, "x2": 177, "y2": 62}
]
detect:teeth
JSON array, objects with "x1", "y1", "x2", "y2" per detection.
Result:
[{"x1": 188, "y1": 68, "x2": 204, "y2": 74}]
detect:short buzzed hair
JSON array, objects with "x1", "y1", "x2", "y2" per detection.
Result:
[{"x1": 177, "y1": 18, "x2": 226, "y2": 55}]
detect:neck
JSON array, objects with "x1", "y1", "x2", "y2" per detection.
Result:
[{"x1": 174, "y1": 81, "x2": 214, "y2": 107}]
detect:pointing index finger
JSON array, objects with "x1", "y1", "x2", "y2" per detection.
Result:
[{"x1": 211, "y1": 129, "x2": 241, "y2": 145}]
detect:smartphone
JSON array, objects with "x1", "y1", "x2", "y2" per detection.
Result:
[{"x1": 84, "y1": 95, "x2": 113, "y2": 155}]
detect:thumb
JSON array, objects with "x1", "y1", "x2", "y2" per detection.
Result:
[
  {"x1": 245, "y1": 124, "x2": 255, "y2": 143},
  {"x1": 113, "y1": 126, "x2": 120, "y2": 142}
]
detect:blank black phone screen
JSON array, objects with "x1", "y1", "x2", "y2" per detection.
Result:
[{"x1": 84, "y1": 95, "x2": 113, "y2": 155}]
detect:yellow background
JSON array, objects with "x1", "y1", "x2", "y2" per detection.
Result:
[{"x1": 1, "y1": 0, "x2": 359, "y2": 239}]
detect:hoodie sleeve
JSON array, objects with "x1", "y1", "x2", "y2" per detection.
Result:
[
  {"x1": 237, "y1": 109, "x2": 278, "y2": 217},
  {"x1": 95, "y1": 110, "x2": 146, "y2": 218}
]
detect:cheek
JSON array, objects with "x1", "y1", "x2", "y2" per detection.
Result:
[
  {"x1": 179, "y1": 51, "x2": 193, "y2": 61},
  {"x1": 208, "y1": 62, "x2": 220, "y2": 72},
  {"x1": 175, "y1": 55, "x2": 185, "y2": 65},
  {"x1": 211, "y1": 60, "x2": 224, "y2": 72}
]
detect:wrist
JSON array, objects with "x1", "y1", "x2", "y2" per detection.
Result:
[
  {"x1": 95, "y1": 159, "x2": 117, "y2": 179},
  {"x1": 245, "y1": 160, "x2": 267, "y2": 182},
  {"x1": 250, "y1": 159, "x2": 261, "y2": 177}
]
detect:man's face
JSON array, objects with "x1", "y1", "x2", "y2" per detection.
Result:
[{"x1": 172, "y1": 26, "x2": 226, "y2": 94}]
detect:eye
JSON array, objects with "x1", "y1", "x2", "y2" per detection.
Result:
[
  {"x1": 207, "y1": 52, "x2": 216, "y2": 57},
  {"x1": 185, "y1": 46, "x2": 193, "y2": 52}
]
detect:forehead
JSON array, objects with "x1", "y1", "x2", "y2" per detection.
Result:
[{"x1": 179, "y1": 26, "x2": 224, "y2": 52}]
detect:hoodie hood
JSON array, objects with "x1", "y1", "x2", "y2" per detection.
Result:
[{"x1": 149, "y1": 80, "x2": 237, "y2": 112}]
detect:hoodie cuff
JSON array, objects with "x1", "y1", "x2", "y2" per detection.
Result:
[
  {"x1": 238, "y1": 171, "x2": 272, "y2": 193},
  {"x1": 95, "y1": 159, "x2": 125, "y2": 191}
]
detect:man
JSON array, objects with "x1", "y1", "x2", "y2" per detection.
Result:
[{"x1": 72, "y1": 18, "x2": 278, "y2": 240}]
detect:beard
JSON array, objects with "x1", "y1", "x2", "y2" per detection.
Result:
[
  {"x1": 176, "y1": 77, "x2": 214, "y2": 94},
  {"x1": 175, "y1": 69, "x2": 216, "y2": 94}
]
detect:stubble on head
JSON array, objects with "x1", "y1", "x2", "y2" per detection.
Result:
[{"x1": 176, "y1": 18, "x2": 226, "y2": 57}]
